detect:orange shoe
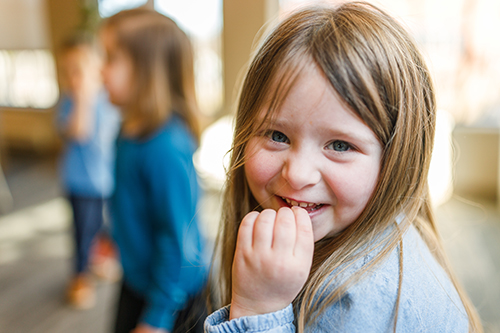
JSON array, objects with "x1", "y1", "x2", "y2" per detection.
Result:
[{"x1": 66, "y1": 274, "x2": 96, "y2": 310}]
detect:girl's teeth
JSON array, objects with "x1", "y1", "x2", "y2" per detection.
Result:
[{"x1": 283, "y1": 197, "x2": 318, "y2": 208}]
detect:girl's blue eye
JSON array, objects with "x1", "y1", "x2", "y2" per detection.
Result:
[
  {"x1": 328, "y1": 140, "x2": 350, "y2": 152},
  {"x1": 268, "y1": 130, "x2": 289, "y2": 143}
]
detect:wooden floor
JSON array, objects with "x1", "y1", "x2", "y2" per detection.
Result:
[
  {"x1": 0, "y1": 154, "x2": 499, "y2": 332},
  {"x1": 0, "y1": 154, "x2": 119, "y2": 333},
  {"x1": 0, "y1": 247, "x2": 118, "y2": 333}
]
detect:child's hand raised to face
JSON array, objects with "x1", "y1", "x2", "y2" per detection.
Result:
[{"x1": 230, "y1": 207, "x2": 314, "y2": 320}]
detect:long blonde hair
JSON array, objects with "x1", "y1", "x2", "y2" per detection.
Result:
[
  {"x1": 101, "y1": 8, "x2": 199, "y2": 141},
  {"x1": 213, "y1": 2, "x2": 482, "y2": 332}
]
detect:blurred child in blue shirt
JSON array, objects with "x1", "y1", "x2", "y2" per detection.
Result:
[
  {"x1": 57, "y1": 34, "x2": 121, "y2": 309},
  {"x1": 100, "y1": 9, "x2": 208, "y2": 333}
]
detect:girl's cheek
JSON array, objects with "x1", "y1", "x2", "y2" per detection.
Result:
[
  {"x1": 250, "y1": 154, "x2": 275, "y2": 176},
  {"x1": 245, "y1": 149, "x2": 279, "y2": 189},
  {"x1": 337, "y1": 164, "x2": 380, "y2": 206}
]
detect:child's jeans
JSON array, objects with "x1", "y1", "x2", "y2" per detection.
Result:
[{"x1": 69, "y1": 195, "x2": 106, "y2": 273}]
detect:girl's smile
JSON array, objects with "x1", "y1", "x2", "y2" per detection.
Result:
[{"x1": 244, "y1": 63, "x2": 383, "y2": 242}]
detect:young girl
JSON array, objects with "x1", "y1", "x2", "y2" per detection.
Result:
[
  {"x1": 205, "y1": 2, "x2": 482, "y2": 332},
  {"x1": 57, "y1": 34, "x2": 121, "y2": 309},
  {"x1": 100, "y1": 8, "x2": 207, "y2": 333}
]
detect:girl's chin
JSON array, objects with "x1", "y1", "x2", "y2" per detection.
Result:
[
  {"x1": 311, "y1": 224, "x2": 331, "y2": 243},
  {"x1": 312, "y1": 225, "x2": 340, "y2": 243}
]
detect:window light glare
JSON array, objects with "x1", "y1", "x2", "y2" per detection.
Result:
[
  {"x1": 0, "y1": 50, "x2": 58, "y2": 109},
  {"x1": 98, "y1": 0, "x2": 148, "y2": 18}
]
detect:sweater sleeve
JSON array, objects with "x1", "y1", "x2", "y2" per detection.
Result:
[
  {"x1": 140, "y1": 135, "x2": 205, "y2": 330},
  {"x1": 205, "y1": 305, "x2": 295, "y2": 333}
]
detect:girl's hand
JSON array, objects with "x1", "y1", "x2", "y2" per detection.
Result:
[{"x1": 229, "y1": 207, "x2": 314, "y2": 320}]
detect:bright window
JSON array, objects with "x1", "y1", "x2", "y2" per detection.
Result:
[
  {"x1": 156, "y1": 0, "x2": 223, "y2": 117},
  {"x1": 98, "y1": 0, "x2": 148, "y2": 17},
  {"x1": 0, "y1": 50, "x2": 58, "y2": 109}
]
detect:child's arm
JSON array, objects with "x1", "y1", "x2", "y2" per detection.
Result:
[
  {"x1": 230, "y1": 207, "x2": 314, "y2": 320},
  {"x1": 63, "y1": 92, "x2": 94, "y2": 141},
  {"x1": 138, "y1": 132, "x2": 206, "y2": 331},
  {"x1": 62, "y1": 80, "x2": 99, "y2": 141}
]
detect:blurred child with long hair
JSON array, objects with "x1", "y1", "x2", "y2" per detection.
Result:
[{"x1": 100, "y1": 8, "x2": 207, "y2": 333}]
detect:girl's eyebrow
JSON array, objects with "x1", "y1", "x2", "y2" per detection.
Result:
[{"x1": 259, "y1": 116, "x2": 291, "y2": 128}]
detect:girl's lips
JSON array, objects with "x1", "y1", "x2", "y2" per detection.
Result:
[{"x1": 276, "y1": 196, "x2": 327, "y2": 215}]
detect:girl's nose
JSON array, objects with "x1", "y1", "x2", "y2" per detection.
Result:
[{"x1": 281, "y1": 151, "x2": 321, "y2": 190}]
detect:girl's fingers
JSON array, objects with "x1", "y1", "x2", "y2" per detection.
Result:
[
  {"x1": 272, "y1": 207, "x2": 296, "y2": 253},
  {"x1": 292, "y1": 207, "x2": 314, "y2": 258},
  {"x1": 252, "y1": 209, "x2": 277, "y2": 249},
  {"x1": 236, "y1": 211, "x2": 259, "y2": 250}
]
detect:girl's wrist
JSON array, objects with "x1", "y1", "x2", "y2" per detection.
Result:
[{"x1": 229, "y1": 299, "x2": 289, "y2": 320}]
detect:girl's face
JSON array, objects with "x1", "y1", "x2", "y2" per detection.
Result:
[
  {"x1": 100, "y1": 29, "x2": 134, "y2": 107},
  {"x1": 244, "y1": 65, "x2": 383, "y2": 242}
]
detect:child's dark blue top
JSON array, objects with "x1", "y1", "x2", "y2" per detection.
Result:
[{"x1": 112, "y1": 114, "x2": 207, "y2": 330}]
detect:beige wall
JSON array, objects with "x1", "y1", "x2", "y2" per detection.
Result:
[
  {"x1": 222, "y1": 0, "x2": 279, "y2": 114},
  {"x1": 452, "y1": 127, "x2": 499, "y2": 201},
  {"x1": 0, "y1": 108, "x2": 59, "y2": 154},
  {"x1": 0, "y1": 0, "x2": 50, "y2": 50}
]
